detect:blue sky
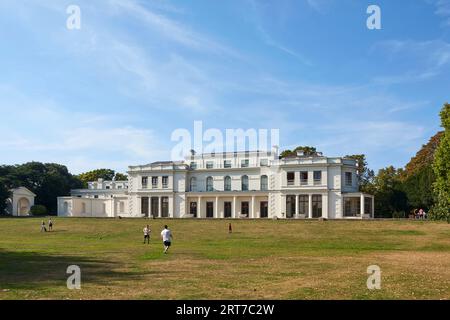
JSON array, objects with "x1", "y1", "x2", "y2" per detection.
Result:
[{"x1": 0, "y1": 0, "x2": 449, "y2": 174}]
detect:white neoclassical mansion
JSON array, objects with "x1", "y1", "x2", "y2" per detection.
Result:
[{"x1": 57, "y1": 148, "x2": 374, "y2": 219}]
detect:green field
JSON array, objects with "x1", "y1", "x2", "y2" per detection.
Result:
[{"x1": 0, "y1": 217, "x2": 449, "y2": 300}]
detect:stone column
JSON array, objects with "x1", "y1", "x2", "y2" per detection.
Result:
[
  {"x1": 308, "y1": 194, "x2": 313, "y2": 219},
  {"x1": 360, "y1": 194, "x2": 365, "y2": 217},
  {"x1": 215, "y1": 196, "x2": 219, "y2": 218},
  {"x1": 371, "y1": 196, "x2": 375, "y2": 218},
  {"x1": 158, "y1": 196, "x2": 161, "y2": 218},
  {"x1": 232, "y1": 196, "x2": 236, "y2": 218},
  {"x1": 295, "y1": 194, "x2": 299, "y2": 218},
  {"x1": 251, "y1": 196, "x2": 255, "y2": 219},
  {"x1": 198, "y1": 196, "x2": 202, "y2": 218}
]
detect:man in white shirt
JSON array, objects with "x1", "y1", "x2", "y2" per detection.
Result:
[
  {"x1": 143, "y1": 225, "x2": 151, "y2": 244},
  {"x1": 160, "y1": 225, "x2": 173, "y2": 254}
]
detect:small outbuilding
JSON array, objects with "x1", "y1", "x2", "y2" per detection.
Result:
[{"x1": 5, "y1": 187, "x2": 36, "y2": 216}]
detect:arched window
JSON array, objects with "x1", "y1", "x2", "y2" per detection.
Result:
[
  {"x1": 63, "y1": 202, "x2": 69, "y2": 214},
  {"x1": 190, "y1": 177, "x2": 197, "y2": 192},
  {"x1": 224, "y1": 176, "x2": 231, "y2": 191},
  {"x1": 81, "y1": 202, "x2": 86, "y2": 213},
  {"x1": 261, "y1": 175, "x2": 268, "y2": 191},
  {"x1": 206, "y1": 176, "x2": 213, "y2": 191},
  {"x1": 241, "y1": 175, "x2": 249, "y2": 191}
]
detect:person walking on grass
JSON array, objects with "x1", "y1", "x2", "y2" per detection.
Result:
[
  {"x1": 48, "y1": 218, "x2": 53, "y2": 231},
  {"x1": 143, "y1": 225, "x2": 151, "y2": 244},
  {"x1": 160, "y1": 225, "x2": 173, "y2": 254},
  {"x1": 40, "y1": 220, "x2": 47, "y2": 232}
]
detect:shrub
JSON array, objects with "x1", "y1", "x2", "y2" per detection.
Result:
[
  {"x1": 30, "y1": 205, "x2": 48, "y2": 216},
  {"x1": 392, "y1": 211, "x2": 406, "y2": 219}
]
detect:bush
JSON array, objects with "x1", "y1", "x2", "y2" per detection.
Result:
[{"x1": 30, "y1": 205, "x2": 48, "y2": 216}]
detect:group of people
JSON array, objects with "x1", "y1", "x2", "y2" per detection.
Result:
[
  {"x1": 143, "y1": 224, "x2": 173, "y2": 254},
  {"x1": 40, "y1": 218, "x2": 53, "y2": 232},
  {"x1": 413, "y1": 208, "x2": 427, "y2": 220}
]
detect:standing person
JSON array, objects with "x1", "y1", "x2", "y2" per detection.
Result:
[
  {"x1": 160, "y1": 225, "x2": 173, "y2": 254},
  {"x1": 228, "y1": 223, "x2": 232, "y2": 234},
  {"x1": 143, "y1": 225, "x2": 151, "y2": 244},
  {"x1": 48, "y1": 218, "x2": 53, "y2": 231},
  {"x1": 419, "y1": 208, "x2": 424, "y2": 220},
  {"x1": 40, "y1": 220, "x2": 46, "y2": 232}
]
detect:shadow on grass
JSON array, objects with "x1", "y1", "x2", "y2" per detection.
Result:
[{"x1": 0, "y1": 249, "x2": 143, "y2": 290}]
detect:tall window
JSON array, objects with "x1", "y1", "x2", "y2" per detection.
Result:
[
  {"x1": 206, "y1": 176, "x2": 213, "y2": 191},
  {"x1": 241, "y1": 159, "x2": 249, "y2": 168},
  {"x1": 286, "y1": 195, "x2": 296, "y2": 218},
  {"x1": 223, "y1": 160, "x2": 232, "y2": 168},
  {"x1": 190, "y1": 162, "x2": 197, "y2": 169},
  {"x1": 141, "y1": 197, "x2": 149, "y2": 216},
  {"x1": 287, "y1": 172, "x2": 295, "y2": 185},
  {"x1": 224, "y1": 176, "x2": 231, "y2": 191},
  {"x1": 300, "y1": 171, "x2": 308, "y2": 185},
  {"x1": 190, "y1": 177, "x2": 197, "y2": 192},
  {"x1": 161, "y1": 197, "x2": 169, "y2": 217},
  {"x1": 241, "y1": 175, "x2": 249, "y2": 191},
  {"x1": 206, "y1": 161, "x2": 214, "y2": 169},
  {"x1": 345, "y1": 172, "x2": 352, "y2": 186},
  {"x1": 260, "y1": 175, "x2": 268, "y2": 191},
  {"x1": 313, "y1": 171, "x2": 322, "y2": 185},
  {"x1": 142, "y1": 176, "x2": 148, "y2": 188},
  {"x1": 162, "y1": 176, "x2": 168, "y2": 188},
  {"x1": 119, "y1": 201, "x2": 125, "y2": 213},
  {"x1": 364, "y1": 197, "x2": 372, "y2": 215},
  {"x1": 260, "y1": 158, "x2": 269, "y2": 166},
  {"x1": 81, "y1": 202, "x2": 86, "y2": 213},
  {"x1": 241, "y1": 201, "x2": 249, "y2": 217},
  {"x1": 312, "y1": 195, "x2": 322, "y2": 218},
  {"x1": 152, "y1": 176, "x2": 158, "y2": 188},
  {"x1": 299, "y1": 195, "x2": 309, "y2": 215}
]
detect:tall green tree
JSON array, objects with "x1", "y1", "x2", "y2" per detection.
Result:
[
  {"x1": 344, "y1": 154, "x2": 375, "y2": 193},
  {"x1": 372, "y1": 166, "x2": 408, "y2": 218},
  {"x1": 114, "y1": 173, "x2": 128, "y2": 181},
  {"x1": 430, "y1": 103, "x2": 450, "y2": 221}
]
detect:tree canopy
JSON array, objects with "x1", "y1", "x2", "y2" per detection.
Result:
[
  {"x1": 280, "y1": 146, "x2": 317, "y2": 158},
  {"x1": 430, "y1": 103, "x2": 450, "y2": 221},
  {"x1": 77, "y1": 169, "x2": 128, "y2": 187}
]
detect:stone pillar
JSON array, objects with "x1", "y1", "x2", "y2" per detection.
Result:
[
  {"x1": 251, "y1": 196, "x2": 255, "y2": 219},
  {"x1": 360, "y1": 194, "x2": 365, "y2": 217},
  {"x1": 198, "y1": 196, "x2": 202, "y2": 218},
  {"x1": 215, "y1": 196, "x2": 219, "y2": 218},
  {"x1": 232, "y1": 196, "x2": 236, "y2": 218},
  {"x1": 308, "y1": 194, "x2": 313, "y2": 219},
  {"x1": 371, "y1": 196, "x2": 375, "y2": 218},
  {"x1": 158, "y1": 196, "x2": 161, "y2": 217},
  {"x1": 295, "y1": 194, "x2": 299, "y2": 218}
]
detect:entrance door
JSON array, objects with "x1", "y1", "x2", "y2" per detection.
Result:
[
  {"x1": 260, "y1": 201, "x2": 268, "y2": 218},
  {"x1": 206, "y1": 202, "x2": 214, "y2": 218},
  {"x1": 224, "y1": 202, "x2": 232, "y2": 218}
]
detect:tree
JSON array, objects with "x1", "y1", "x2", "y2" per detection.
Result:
[
  {"x1": 280, "y1": 146, "x2": 317, "y2": 158},
  {"x1": 77, "y1": 169, "x2": 116, "y2": 186},
  {"x1": 114, "y1": 173, "x2": 128, "y2": 181},
  {"x1": 0, "y1": 162, "x2": 83, "y2": 215},
  {"x1": 372, "y1": 166, "x2": 408, "y2": 218},
  {"x1": 430, "y1": 103, "x2": 450, "y2": 221},
  {"x1": 345, "y1": 154, "x2": 375, "y2": 193},
  {"x1": 0, "y1": 181, "x2": 10, "y2": 215}
]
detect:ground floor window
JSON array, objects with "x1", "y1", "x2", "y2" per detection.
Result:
[
  {"x1": 286, "y1": 195, "x2": 296, "y2": 218},
  {"x1": 151, "y1": 197, "x2": 159, "y2": 217},
  {"x1": 344, "y1": 198, "x2": 360, "y2": 217},
  {"x1": 141, "y1": 197, "x2": 149, "y2": 216},
  {"x1": 224, "y1": 201, "x2": 232, "y2": 218},
  {"x1": 161, "y1": 197, "x2": 169, "y2": 217},
  {"x1": 206, "y1": 201, "x2": 214, "y2": 218},
  {"x1": 298, "y1": 195, "x2": 308, "y2": 215},
  {"x1": 312, "y1": 195, "x2": 322, "y2": 218},
  {"x1": 364, "y1": 197, "x2": 372, "y2": 215},
  {"x1": 260, "y1": 201, "x2": 268, "y2": 218},
  {"x1": 190, "y1": 202, "x2": 197, "y2": 217},
  {"x1": 241, "y1": 201, "x2": 249, "y2": 217}
]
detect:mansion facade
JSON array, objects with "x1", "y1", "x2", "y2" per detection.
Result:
[{"x1": 57, "y1": 149, "x2": 374, "y2": 219}]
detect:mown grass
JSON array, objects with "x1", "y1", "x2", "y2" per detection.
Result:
[{"x1": 0, "y1": 217, "x2": 449, "y2": 300}]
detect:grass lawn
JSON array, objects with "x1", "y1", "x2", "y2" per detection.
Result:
[{"x1": 0, "y1": 217, "x2": 449, "y2": 300}]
